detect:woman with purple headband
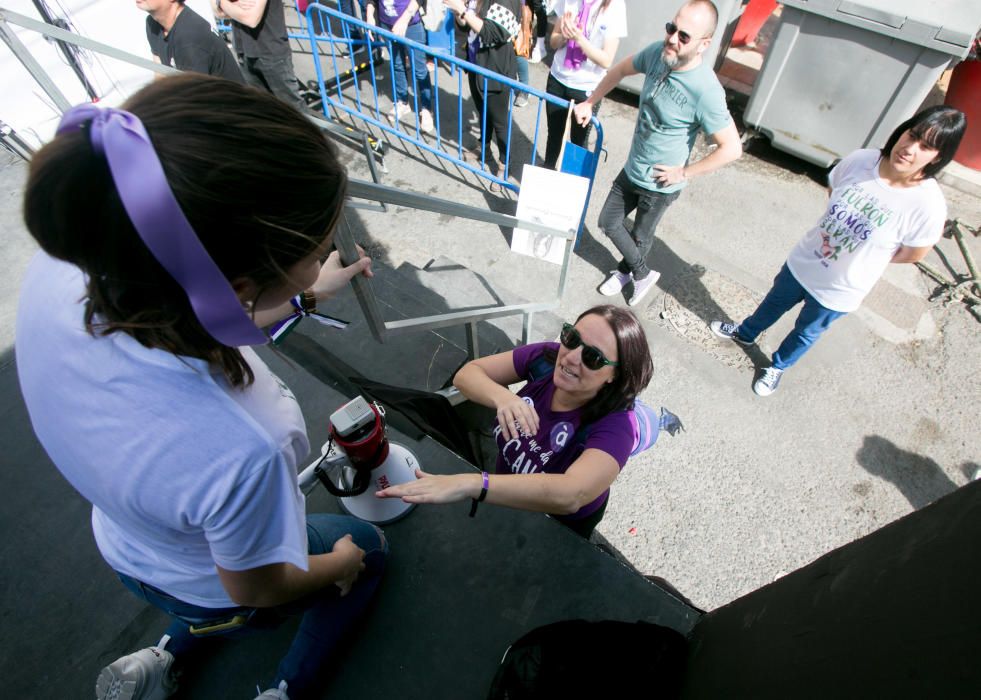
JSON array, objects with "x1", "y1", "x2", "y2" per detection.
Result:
[{"x1": 17, "y1": 74, "x2": 381, "y2": 700}]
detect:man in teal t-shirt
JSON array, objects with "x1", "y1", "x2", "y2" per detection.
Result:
[{"x1": 573, "y1": 0, "x2": 742, "y2": 307}]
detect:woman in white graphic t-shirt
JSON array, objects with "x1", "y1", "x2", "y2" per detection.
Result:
[{"x1": 709, "y1": 105, "x2": 966, "y2": 397}]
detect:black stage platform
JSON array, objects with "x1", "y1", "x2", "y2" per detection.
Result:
[{"x1": 0, "y1": 338, "x2": 700, "y2": 699}]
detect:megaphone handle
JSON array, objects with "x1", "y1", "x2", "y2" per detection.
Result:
[{"x1": 316, "y1": 462, "x2": 373, "y2": 497}]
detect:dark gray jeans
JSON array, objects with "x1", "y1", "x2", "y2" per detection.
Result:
[
  {"x1": 598, "y1": 169, "x2": 681, "y2": 279},
  {"x1": 240, "y1": 54, "x2": 306, "y2": 110}
]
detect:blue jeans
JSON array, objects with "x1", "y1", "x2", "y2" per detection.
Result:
[
  {"x1": 516, "y1": 56, "x2": 529, "y2": 97},
  {"x1": 598, "y1": 169, "x2": 681, "y2": 279},
  {"x1": 388, "y1": 21, "x2": 432, "y2": 112},
  {"x1": 117, "y1": 514, "x2": 387, "y2": 699},
  {"x1": 737, "y1": 263, "x2": 846, "y2": 370}
]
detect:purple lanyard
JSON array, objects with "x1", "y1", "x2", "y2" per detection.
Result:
[{"x1": 57, "y1": 104, "x2": 268, "y2": 347}]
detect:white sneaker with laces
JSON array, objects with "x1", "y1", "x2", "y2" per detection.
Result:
[
  {"x1": 710, "y1": 320, "x2": 752, "y2": 346},
  {"x1": 628, "y1": 270, "x2": 660, "y2": 307},
  {"x1": 419, "y1": 108, "x2": 434, "y2": 134},
  {"x1": 598, "y1": 270, "x2": 631, "y2": 296},
  {"x1": 254, "y1": 680, "x2": 291, "y2": 699},
  {"x1": 388, "y1": 101, "x2": 411, "y2": 124},
  {"x1": 95, "y1": 639, "x2": 177, "y2": 700},
  {"x1": 753, "y1": 366, "x2": 784, "y2": 397},
  {"x1": 514, "y1": 94, "x2": 529, "y2": 108}
]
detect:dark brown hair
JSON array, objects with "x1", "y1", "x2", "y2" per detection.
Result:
[
  {"x1": 24, "y1": 73, "x2": 347, "y2": 386},
  {"x1": 546, "y1": 305, "x2": 654, "y2": 425}
]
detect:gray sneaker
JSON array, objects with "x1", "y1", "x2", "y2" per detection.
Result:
[
  {"x1": 254, "y1": 680, "x2": 291, "y2": 699},
  {"x1": 628, "y1": 270, "x2": 661, "y2": 307},
  {"x1": 710, "y1": 321, "x2": 752, "y2": 346},
  {"x1": 753, "y1": 366, "x2": 784, "y2": 397},
  {"x1": 598, "y1": 270, "x2": 631, "y2": 296},
  {"x1": 96, "y1": 641, "x2": 177, "y2": 700}
]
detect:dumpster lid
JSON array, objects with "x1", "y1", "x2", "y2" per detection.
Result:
[{"x1": 781, "y1": 0, "x2": 981, "y2": 57}]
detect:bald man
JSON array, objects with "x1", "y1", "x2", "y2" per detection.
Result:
[{"x1": 574, "y1": 0, "x2": 742, "y2": 307}]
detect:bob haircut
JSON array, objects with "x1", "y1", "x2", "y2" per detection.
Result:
[
  {"x1": 546, "y1": 304, "x2": 654, "y2": 425},
  {"x1": 23, "y1": 73, "x2": 347, "y2": 387},
  {"x1": 880, "y1": 105, "x2": 967, "y2": 180}
]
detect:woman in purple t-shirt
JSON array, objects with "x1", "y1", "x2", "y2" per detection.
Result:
[
  {"x1": 378, "y1": 304, "x2": 653, "y2": 537},
  {"x1": 366, "y1": 0, "x2": 435, "y2": 132}
]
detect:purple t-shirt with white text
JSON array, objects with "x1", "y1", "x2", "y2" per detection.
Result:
[
  {"x1": 494, "y1": 342, "x2": 633, "y2": 520},
  {"x1": 377, "y1": 0, "x2": 421, "y2": 27}
]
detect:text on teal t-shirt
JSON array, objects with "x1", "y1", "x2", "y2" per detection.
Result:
[{"x1": 625, "y1": 41, "x2": 732, "y2": 193}]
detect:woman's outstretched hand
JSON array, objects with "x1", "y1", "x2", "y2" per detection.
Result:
[
  {"x1": 495, "y1": 393, "x2": 539, "y2": 442},
  {"x1": 375, "y1": 469, "x2": 477, "y2": 504}
]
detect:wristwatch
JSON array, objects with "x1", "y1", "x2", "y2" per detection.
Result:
[{"x1": 298, "y1": 289, "x2": 318, "y2": 313}]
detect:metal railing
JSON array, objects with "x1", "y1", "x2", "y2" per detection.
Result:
[
  {"x1": 0, "y1": 4, "x2": 578, "y2": 355},
  {"x1": 298, "y1": 4, "x2": 604, "y2": 195}
]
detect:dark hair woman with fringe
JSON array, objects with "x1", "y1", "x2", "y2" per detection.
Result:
[
  {"x1": 378, "y1": 304, "x2": 654, "y2": 538},
  {"x1": 710, "y1": 105, "x2": 967, "y2": 398},
  {"x1": 18, "y1": 73, "x2": 383, "y2": 700}
]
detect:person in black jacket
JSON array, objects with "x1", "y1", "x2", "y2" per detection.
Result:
[{"x1": 445, "y1": 0, "x2": 521, "y2": 189}]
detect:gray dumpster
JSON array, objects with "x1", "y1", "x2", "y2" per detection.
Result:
[
  {"x1": 743, "y1": 0, "x2": 981, "y2": 167},
  {"x1": 615, "y1": 0, "x2": 745, "y2": 95}
]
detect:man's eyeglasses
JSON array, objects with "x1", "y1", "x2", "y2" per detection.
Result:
[
  {"x1": 665, "y1": 21, "x2": 694, "y2": 45},
  {"x1": 560, "y1": 323, "x2": 619, "y2": 371}
]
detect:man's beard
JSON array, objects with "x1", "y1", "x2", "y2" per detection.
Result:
[{"x1": 661, "y1": 48, "x2": 680, "y2": 68}]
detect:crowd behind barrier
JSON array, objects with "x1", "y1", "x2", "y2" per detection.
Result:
[{"x1": 291, "y1": 4, "x2": 603, "y2": 194}]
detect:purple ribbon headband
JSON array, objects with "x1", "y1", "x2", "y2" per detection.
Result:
[{"x1": 57, "y1": 103, "x2": 268, "y2": 347}]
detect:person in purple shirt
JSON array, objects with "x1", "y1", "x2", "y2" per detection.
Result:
[
  {"x1": 366, "y1": 0, "x2": 435, "y2": 133},
  {"x1": 378, "y1": 305, "x2": 654, "y2": 537}
]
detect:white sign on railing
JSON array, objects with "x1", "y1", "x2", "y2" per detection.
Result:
[{"x1": 510, "y1": 165, "x2": 589, "y2": 266}]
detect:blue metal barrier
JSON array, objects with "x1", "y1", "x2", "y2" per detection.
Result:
[{"x1": 297, "y1": 4, "x2": 603, "y2": 196}]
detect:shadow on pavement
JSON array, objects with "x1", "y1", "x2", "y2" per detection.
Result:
[{"x1": 856, "y1": 435, "x2": 960, "y2": 510}]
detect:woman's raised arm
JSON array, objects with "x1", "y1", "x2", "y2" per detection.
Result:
[{"x1": 454, "y1": 352, "x2": 539, "y2": 441}]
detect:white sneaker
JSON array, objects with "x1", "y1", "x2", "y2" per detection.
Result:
[
  {"x1": 254, "y1": 680, "x2": 291, "y2": 699},
  {"x1": 419, "y1": 108, "x2": 434, "y2": 134},
  {"x1": 95, "y1": 643, "x2": 177, "y2": 700},
  {"x1": 753, "y1": 366, "x2": 784, "y2": 397},
  {"x1": 388, "y1": 101, "x2": 411, "y2": 124},
  {"x1": 628, "y1": 270, "x2": 660, "y2": 307},
  {"x1": 529, "y1": 37, "x2": 546, "y2": 63},
  {"x1": 514, "y1": 94, "x2": 529, "y2": 108},
  {"x1": 598, "y1": 270, "x2": 631, "y2": 296}
]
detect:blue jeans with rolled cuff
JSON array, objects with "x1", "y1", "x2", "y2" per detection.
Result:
[
  {"x1": 117, "y1": 514, "x2": 387, "y2": 699},
  {"x1": 389, "y1": 21, "x2": 432, "y2": 113},
  {"x1": 736, "y1": 263, "x2": 847, "y2": 370},
  {"x1": 598, "y1": 169, "x2": 681, "y2": 280}
]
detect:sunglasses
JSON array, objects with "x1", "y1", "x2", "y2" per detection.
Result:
[
  {"x1": 665, "y1": 21, "x2": 694, "y2": 45},
  {"x1": 560, "y1": 323, "x2": 619, "y2": 371}
]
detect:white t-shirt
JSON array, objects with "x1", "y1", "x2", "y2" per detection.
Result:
[
  {"x1": 16, "y1": 253, "x2": 311, "y2": 608},
  {"x1": 549, "y1": 0, "x2": 627, "y2": 92},
  {"x1": 786, "y1": 149, "x2": 946, "y2": 312}
]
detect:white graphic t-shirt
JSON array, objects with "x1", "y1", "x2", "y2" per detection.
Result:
[
  {"x1": 549, "y1": 0, "x2": 627, "y2": 92},
  {"x1": 786, "y1": 149, "x2": 946, "y2": 312}
]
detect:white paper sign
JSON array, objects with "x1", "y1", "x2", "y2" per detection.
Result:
[{"x1": 510, "y1": 165, "x2": 590, "y2": 266}]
